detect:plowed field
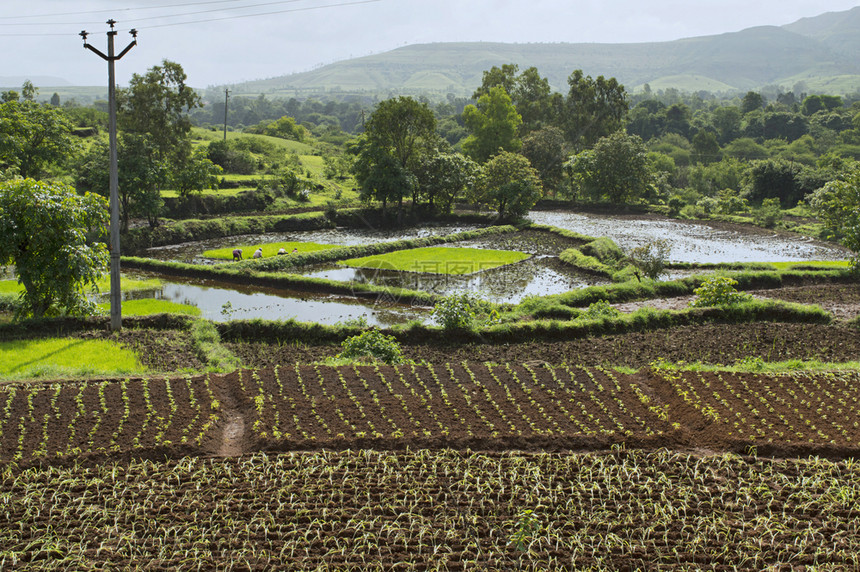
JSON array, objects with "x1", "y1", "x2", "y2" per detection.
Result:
[{"x1": 4, "y1": 364, "x2": 860, "y2": 569}]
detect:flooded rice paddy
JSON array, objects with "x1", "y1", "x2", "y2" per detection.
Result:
[{"x1": 133, "y1": 212, "x2": 849, "y2": 322}]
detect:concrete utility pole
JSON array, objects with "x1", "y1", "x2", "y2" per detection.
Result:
[
  {"x1": 80, "y1": 21, "x2": 137, "y2": 332},
  {"x1": 223, "y1": 88, "x2": 230, "y2": 141}
]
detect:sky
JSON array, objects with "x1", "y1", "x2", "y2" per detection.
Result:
[{"x1": 1, "y1": 0, "x2": 859, "y2": 88}]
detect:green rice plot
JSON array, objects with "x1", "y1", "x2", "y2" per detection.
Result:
[
  {"x1": 0, "y1": 277, "x2": 162, "y2": 295},
  {"x1": 339, "y1": 247, "x2": 530, "y2": 275},
  {"x1": 204, "y1": 241, "x2": 340, "y2": 260},
  {"x1": 96, "y1": 299, "x2": 201, "y2": 317},
  {"x1": 0, "y1": 338, "x2": 145, "y2": 379}
]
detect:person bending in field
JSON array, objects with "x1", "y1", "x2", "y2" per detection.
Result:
[
  {"x1": 277, "y1": 248, "x2": 287, "y2": 255},
  {"x1": 253, "y1": 248, "x2": 263, "y2": 259},
  {"x1": 232, "y1": 248, "x2": 243, "y2": 261}
]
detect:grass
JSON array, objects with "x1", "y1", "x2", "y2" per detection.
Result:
[
  {"x1": 339, "y1": 246, "x2": 530, "y2": 275},
  {"x1": 96, "y1": 299, "x2": 202, "y2": 317},
  {"x1": 204, "y1": 241, "x2": 341, "y2": 260},
  {"x1": 768, "y1": 260, "x2": 850, "y2": 270},
  {"x1": 0, "y1": 338, "x2": 145, "y2": 380},
  {"x1": 647, "y1": 358, "x2": 860, "y2": 375},
  {"x1": 0, "y1": 277, "x2": 161, "y2": 295}
]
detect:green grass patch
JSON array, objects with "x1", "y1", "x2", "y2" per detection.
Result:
[
  {"x1": 204, "y1": 241, "x2": 341, "y2": 260},
  {"x1": 768, "y1": 260, "x2": 850, "y2": 270},
  {"x1": 1, "y1": 277, "x2": 161, "y2": 295},
  {"x1": 339, "y1": 246, "x2": 529, "y2": 275},
  {"x1": 96, "y1": 299, "x2": 201, "y2": 317},
  {"x1": 0, "y1": 338, "x2": 146, "y2": 380}
]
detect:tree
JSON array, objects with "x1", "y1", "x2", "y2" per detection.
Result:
[
  {"x1": 745, "y1": 159, "x2": 820, "y2": 207},
  {"x1": 475, "y1": 151, "x2": 542, "y2": 219},
  {"x1": 566, "y1": 131, "x2": 651, "y2": 205},
  {"x1": 114, "y1": 60, "x2": 205, "y2": 226},
  {"x1": 520, "y1": 126, "x2": 566, "y2": 196},
  {"x1": 118, "y1": 60, "x2": 200, "y2": 164},
  {"x1": 0, "y1": 100, "x2": 76, "y2": 178},
  {"x1": 473, "y1": 64, "x2": 555, "y2": 133},
  {"x1": 351, "y1": 137, "x2": 415, "y2": 215},
  {"x1": 462, "y1": 86, "x2": 522, "y2": 163},
  {"x1": 415, "y1": 151, "x2": 478, "y2": 214},
  {"x1": 562, "y1": 70, "x2": 628, "y2": 151},
  {"x1": 741, "y1": 91, "x2": 765, "y2": 115},
  {"x1": 0, "y1": 178, "x2": 108, "y2": 318},
  {"x1": 809, "y1": 161, "x2": 860, "y2": 264},
  {"x1": 692, "y1": 130, "x2": 720, "y2": 164},
  {"x1": 360, "y1": 96, "x2": 437, "y2": 213},
  {"x1": 75, "y1": 134, "x2": 169, "y2": 230},
  {"x1": 172, "y1": 148, "x2": 222, "y2": 198}
]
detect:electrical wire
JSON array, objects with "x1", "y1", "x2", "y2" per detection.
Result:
[
  {"x1": 0, "y1": 0, "x2": 247, "y2": 20},
  {"x1": 0, "y1": 0, "x2": 381, "y2": 35}
]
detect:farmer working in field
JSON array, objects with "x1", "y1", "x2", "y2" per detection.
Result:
[
  {"x1": 253, "y1": 248, "x2": 263, "y2": 259},
  {"x1": 232, "y1": 248, "x2": 242, "y2": 261}
]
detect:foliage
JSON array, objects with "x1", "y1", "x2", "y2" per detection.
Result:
[
  {"x1": 521, "y1": 126, "x2": 566, "y2": 195},
  {"x1": 172, "y1": 147, "x2": 222, "y2": 198},
  {"x1": 0, "y1": 100, "x2": 76, "y2": 178},
  {"x1": 628, "y1": 239, "x2": 671, "y2": 280},
  {"x1": 689, "y1": 276, "x2": 753, "y2": 307},
  {"x1": 809, "y1": 162, "x2": 860, "y2": 263},
  {"x1": 472, "y1": 64, "x2": 556, "y2": 133},
  {"x1": 75, "y1": 134, "x2": 168, "y2": 230},
  {"x1": 475, "y1": 151, "x2": 542, "y2": 219},
  {"x1": 462, "y1": 86, "x2": 523, "y2": 163},
  {"x1": 579, "y1": 300, "x2": 622, "y2": 320},
  {"x1": 338, "y1": 329, "x2": 405, "y2": 364},
  {"x1": 562, "y1": 70, "x2": 628, "y2": 151},
  {"x1": 432, "y1": 292, "x2": 498, "y2": 331},
  {"x1": 752, "y1": 197, "x2": 783, "y2": 228},
  {"x1": 206, "y1": 140, "x2": 257, "y2": 175},
  {"x1": 566, "y1": 131, "x2": 651, "y2": 204},
  {"x1": 414, "y1": 151, "x2": 478, "y2": 214},
  {"x1": 0, "y1": 179, "x2": 108, "y2": 318}
]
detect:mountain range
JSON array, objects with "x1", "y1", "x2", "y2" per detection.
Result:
[{"x1": 223, "y1": 7, "x2": 860, "y2": 98}]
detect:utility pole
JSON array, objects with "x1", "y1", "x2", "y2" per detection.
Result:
[
  {"x1": 80, "y1": 21, "x2": 137, "y2": 332},
  {"x1": 223, "y1": 88, "x2": 230, "y2": 141}
]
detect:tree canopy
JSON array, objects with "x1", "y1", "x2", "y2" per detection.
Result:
[
  {"x1": 0, "y1": 100, "x2": 76, "y2": 179},
  {"x1": 0, "y1": 178, "x2": 108, "y2": 318},
  {"x1": 462, "y1": 86, "x2": 523, "y2": 164}
]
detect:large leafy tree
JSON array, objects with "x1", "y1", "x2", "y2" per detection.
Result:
[
  {"x1": 475, "y1": 151, "x2": 542, "y2": 220},
  {"x1": 809, "y1": 161, "x2": 860, "y2": 264},
  {"x1": 473, "y1": 64, "x2": 556, "y2": 133},
  {"x1": 462, "y1": 86, "x2": 523, "y2": 164},
  {"x1": 0, "y1": 179, "x2": 108, "y2": 318},
  {"x1": 355, "y1": 96, "x2": 436, "y2": 213},
  {"x1": 118, "y1": 60, "x2": 200, "y2": 163},
  {"x1": 415, "y1": 151, "x2": 478, "y2": 214},
  {"x1": 521, "y1": 126, "x2": 566, "y2": 196},
  {"x1": 562, "y1": 70, "x2": 628, "y2": 152},
  {"x1": 566, "y1": 131, "x2": 651, "y2": 204},
  {"x1": 0, "y1": 100, "x2": 76, "y2": 178}
]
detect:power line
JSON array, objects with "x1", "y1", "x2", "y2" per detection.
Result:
[
  {"x1": 0, "y1": 0, "x2": 381, "y2": 36},
  {"x1": 0, "y1": 0, "x2": 305, "y2": 26},
  {"x1": 0, "y1": 0, "x2": 246, "y2": 20}
]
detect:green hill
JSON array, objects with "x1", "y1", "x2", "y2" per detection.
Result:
[{"x1": 223, "y1": 8, "x2": 860, "y2": 98}]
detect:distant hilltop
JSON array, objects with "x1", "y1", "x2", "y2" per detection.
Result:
[{"x1": 220, "y1": 7, "x2": 860, "y2": 98}]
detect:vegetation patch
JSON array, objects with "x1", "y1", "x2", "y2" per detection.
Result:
[
  {"x1": 0, "y1": 338, "x2": 145, "y2": 380},
  {"x1": 339, "y1": 246, "x2": 529, "y2": 275},
  {"x1": 203, "y1": 241, "x2": 340, "y2": 260},
  {"x1": 96, "y1": 299, "x2": 202, "y2": 317}
]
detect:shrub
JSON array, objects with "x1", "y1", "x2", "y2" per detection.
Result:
[
  {"x1": 579, "y1": 300, "x2": 621, "y2": 320},
  {"x1": 752, "y1": 197, "x2": 783, "y2": 228},
  {"x1": 338, "y1": 329, "x2": 404, "y2": 364},
  {"x1": 432, "y1": 292, "x2": 497, "y2": 330},
  {"x1": 689, "y1": 276, "x2": 753, "y2": 307},
  {"x1": 628, "y1": 239, "x2": 671, "y2": 280}
]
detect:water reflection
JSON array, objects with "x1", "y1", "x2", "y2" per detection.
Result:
[
  {"x1": 528, "y1": 211, "x2": 848, "y2": 263},
  {"x1": 109, "y1": 273, "x2": 427, "y2": 326},
  {"x1": 298, "y1": 256, "x2": 607, "y2": 304}
]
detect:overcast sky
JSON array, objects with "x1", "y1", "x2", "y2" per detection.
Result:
[{"x1": 1, "y1": 0, "x2": 858, "y2": 88}]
